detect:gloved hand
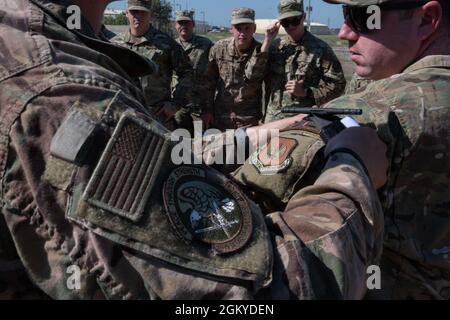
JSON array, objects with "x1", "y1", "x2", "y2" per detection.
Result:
[{"x1": 324, "y1": 127, "x2": 389, "y2": 189}]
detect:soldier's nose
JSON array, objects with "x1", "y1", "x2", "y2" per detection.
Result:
[{"x1": 338, "y1": 22, "x2": 359, "y2": 42}]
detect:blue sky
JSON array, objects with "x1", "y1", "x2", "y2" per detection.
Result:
[{"x1": 108, "y1": 0, "x2": 344, "y2": 28}]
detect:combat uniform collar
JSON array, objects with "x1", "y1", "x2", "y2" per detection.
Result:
[
  {"x1": 403, "y1": 55, "x2": 450, "y2": 73},
  {"x1": 229, "y1": 38, "x2": 258, "y2": 58},
  {"x1": 177, "y1": 35, "x2": 198, "y2": 50},
  {"x1": 291, "y1": 30, "x2": 312, "y2": 46},
  {"x1": 123, "y1": 25, "x2": 159, "y2": 45},
  {"x1": 29, "y1": 0, "x2": 156, "y2": 78}
]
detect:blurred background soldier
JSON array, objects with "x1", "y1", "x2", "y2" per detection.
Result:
[
  {"x1": 112, "y1": 0, "x2": 196, "y2": 130},
  {"x1": 204, "y1": 8, "x2": 274, "y2": 131},
  {"x1": 264, "y1": 0, "x2": 346, "y2": 123},
  {"x1": 174, "y1": 10, "x2": 213, "y2": 132}
]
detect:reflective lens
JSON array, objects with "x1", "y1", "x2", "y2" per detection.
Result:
[
  {"x1": 280, "y1": 16, "x2": 303, "y2": 28},
  {"x1": 343, "y1": 0, "x2": 430, "y2": 34}
]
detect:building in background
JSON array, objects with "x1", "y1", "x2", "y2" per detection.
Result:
[
  {"x1": 104, "y1": 9, "x2": 124, "y2": 17},
  {"x1": 255, "y1": 19, "x2": 331, "y2": 35}
]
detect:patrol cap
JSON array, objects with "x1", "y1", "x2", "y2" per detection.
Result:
[
  {"x1": 323, "y1": 0, "x2": 397, "y2": 5},
  {"x1": 176, "y1": 10, "x2": 195, "y2": 22},
  {"x1": 278, "y1": 0, "x2": 304, "y2": 20},
  {"x1": 128, "y1": 0, "x2": 152, "y2": 12},
  {"x1": 231, "y1": 8, "x2": 256, "y2": 25}
]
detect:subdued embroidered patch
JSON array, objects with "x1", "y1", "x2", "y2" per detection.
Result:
[
  {"x1": 50, "y1": 110, "x2": 99, "y2": 165},
  {"x1": 83, "y1": 113, "x2": 169, "y2": 222},
  {"x1": 43, "y1": 155, "x2": 76, "y2": 191},
  {"x1": 251, "y1": 137, "x2": 298, "y2": 175},
  {"x1": 163, "y1": 166, "x2": 253, "y2": 254}
]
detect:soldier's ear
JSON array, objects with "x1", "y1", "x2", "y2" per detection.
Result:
[{"x1": 418, "y1": 1, "x2": 443, "y2": 40}]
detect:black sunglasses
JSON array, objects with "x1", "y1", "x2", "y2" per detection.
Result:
[
  {"x1": 280, "y1": 15, "x2": 304, "y2": 28},
  {"x1": 343, "y1": 0, "x2": 429, "y2": 34},
  {"x1": 177, "y1": 20, "x2": 192, "y2": 26}
]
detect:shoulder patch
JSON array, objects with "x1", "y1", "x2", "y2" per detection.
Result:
[
  {"x1": 83, "y1": 113, "x2": 170, "y2": 222},
  {"x1": 251, "y1": 137, "x2": 298, "y2": 175},
  {"x1": 163, "y1": 166, "x2": 253, "y2": 254}
]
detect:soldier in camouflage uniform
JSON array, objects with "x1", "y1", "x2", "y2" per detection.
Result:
[
  {"x1": 264, "y1": 0, "x2": 346, "y2": 123},
  {"x1": 0, "y1": 0, "x2": 389, "y2": 300},
  {"x1": 233, "y1": 0, "x2": 450, "y2": 299},
  {"x1": 345, "y1": 73, "x2": 373, "y2": 94},
  {"x1": 173, "y1": 10, "x2": 213, "y2": 130},
  {"x1": 111, "y1": 0, "x2": 196, "y2": 130},
  {"x1": 203, "y1": 8, "x2": 273, "y2": 131}
]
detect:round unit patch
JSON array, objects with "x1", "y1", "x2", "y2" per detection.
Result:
[{"x1": 163, "y1": 166, "x2": 253, "y2": 254}]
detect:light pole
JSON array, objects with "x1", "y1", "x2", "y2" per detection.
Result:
[
  {"x1": 171, "y1": 0, "x2": 176, "y2": 19},
  {"x1": 306, "y1": 0, "x2": 312, "y2": 31},
  {"x1": 200, "y1": 11, "x2": 205, "y2": 34}
]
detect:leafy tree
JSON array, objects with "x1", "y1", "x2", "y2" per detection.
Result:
[
  {"x1": 103, "y1": 13, "x2": 128, "y2": 25},
  {"x1": 152, "y1": 0, "x2": 173, "y2": 34}
]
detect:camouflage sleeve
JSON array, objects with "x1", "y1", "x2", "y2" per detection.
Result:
[
  {"x1": 345, "y1": 73, "x2": 373, "y2": 95},
  {"x1": 308, "y1": 48, "x2": 346, "y2": 106},
  {"x1": 192, "y1": 42, "x2": 214, "y2": 115},
  {"x1": 244, "y1": 46, "x2": 269, "y2": 83},
  {"x1": 171, "y1": 41, "x2": 197, "y2": 108},
  {"x1": 265, "y1": 151, "x2": 384, "y2": 299},
  {"x1": 203, "y1": 45, "x2": 220, "y2": 114}
]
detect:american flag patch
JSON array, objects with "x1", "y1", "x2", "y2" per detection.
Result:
[{"x1": 83, "y1": 113, "x2": 170, "y2": 222}]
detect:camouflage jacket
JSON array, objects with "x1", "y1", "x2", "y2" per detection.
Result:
[
  {"x1": 175, "y1": 34, "x2": 213, "y2": 80},
  {"x1": 205, "y1": 37, "x2": 268, "y2": 130},
  {"x1": 112, "y1": 27, "x2": 195, "y2": 110},
  {"x1": 345, "y1": 73, "x2": 373, "y2": 95},
  {"x1": 264, "y1": 31, "x2": 346, "y2": 123},
  {"x1": 174, "y1": 34, "x2": 213, "y2": 114},
  {"x1": 331, "y1": 55, "x2": 450, "y2": 299}
]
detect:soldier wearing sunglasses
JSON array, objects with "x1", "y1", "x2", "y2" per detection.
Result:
[
  {"x1": 264, "y1": 0, "x2": 347, "y2": 123},
  {"x1": 307, "y1": 0, "x2": 450, "y2": 299},
  {"x1": 228, "y1": 0, "x2": 450, "y2": 300}
]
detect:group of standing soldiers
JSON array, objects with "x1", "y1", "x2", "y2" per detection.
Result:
[{"x1": 111, "y1": 0, "x2": 347, "y2": 132}]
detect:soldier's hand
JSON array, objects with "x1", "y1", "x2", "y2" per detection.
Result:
[
  {"x1": 202, "y1": 113, "x2": 214, "y2": 129},
  {"x1": 324, "y1": 127, "x2": 389, "y2": 189},
  {"x1": 262, "y1": 22, "x2": 280, "y2": 52},
  {"x1": 285, "y1": 80, "x2": 307, "y2": 97},
  {"x1": 156, "y1": 102, "x2": 178, "y2": 121}
]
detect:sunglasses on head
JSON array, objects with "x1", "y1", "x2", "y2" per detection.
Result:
[
  {"x1": 343, "y1": 0, "x2": 429, "y2": 34},
  {"x1": 280, "y1": 15, "x2": 304, "y2": 28}
]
